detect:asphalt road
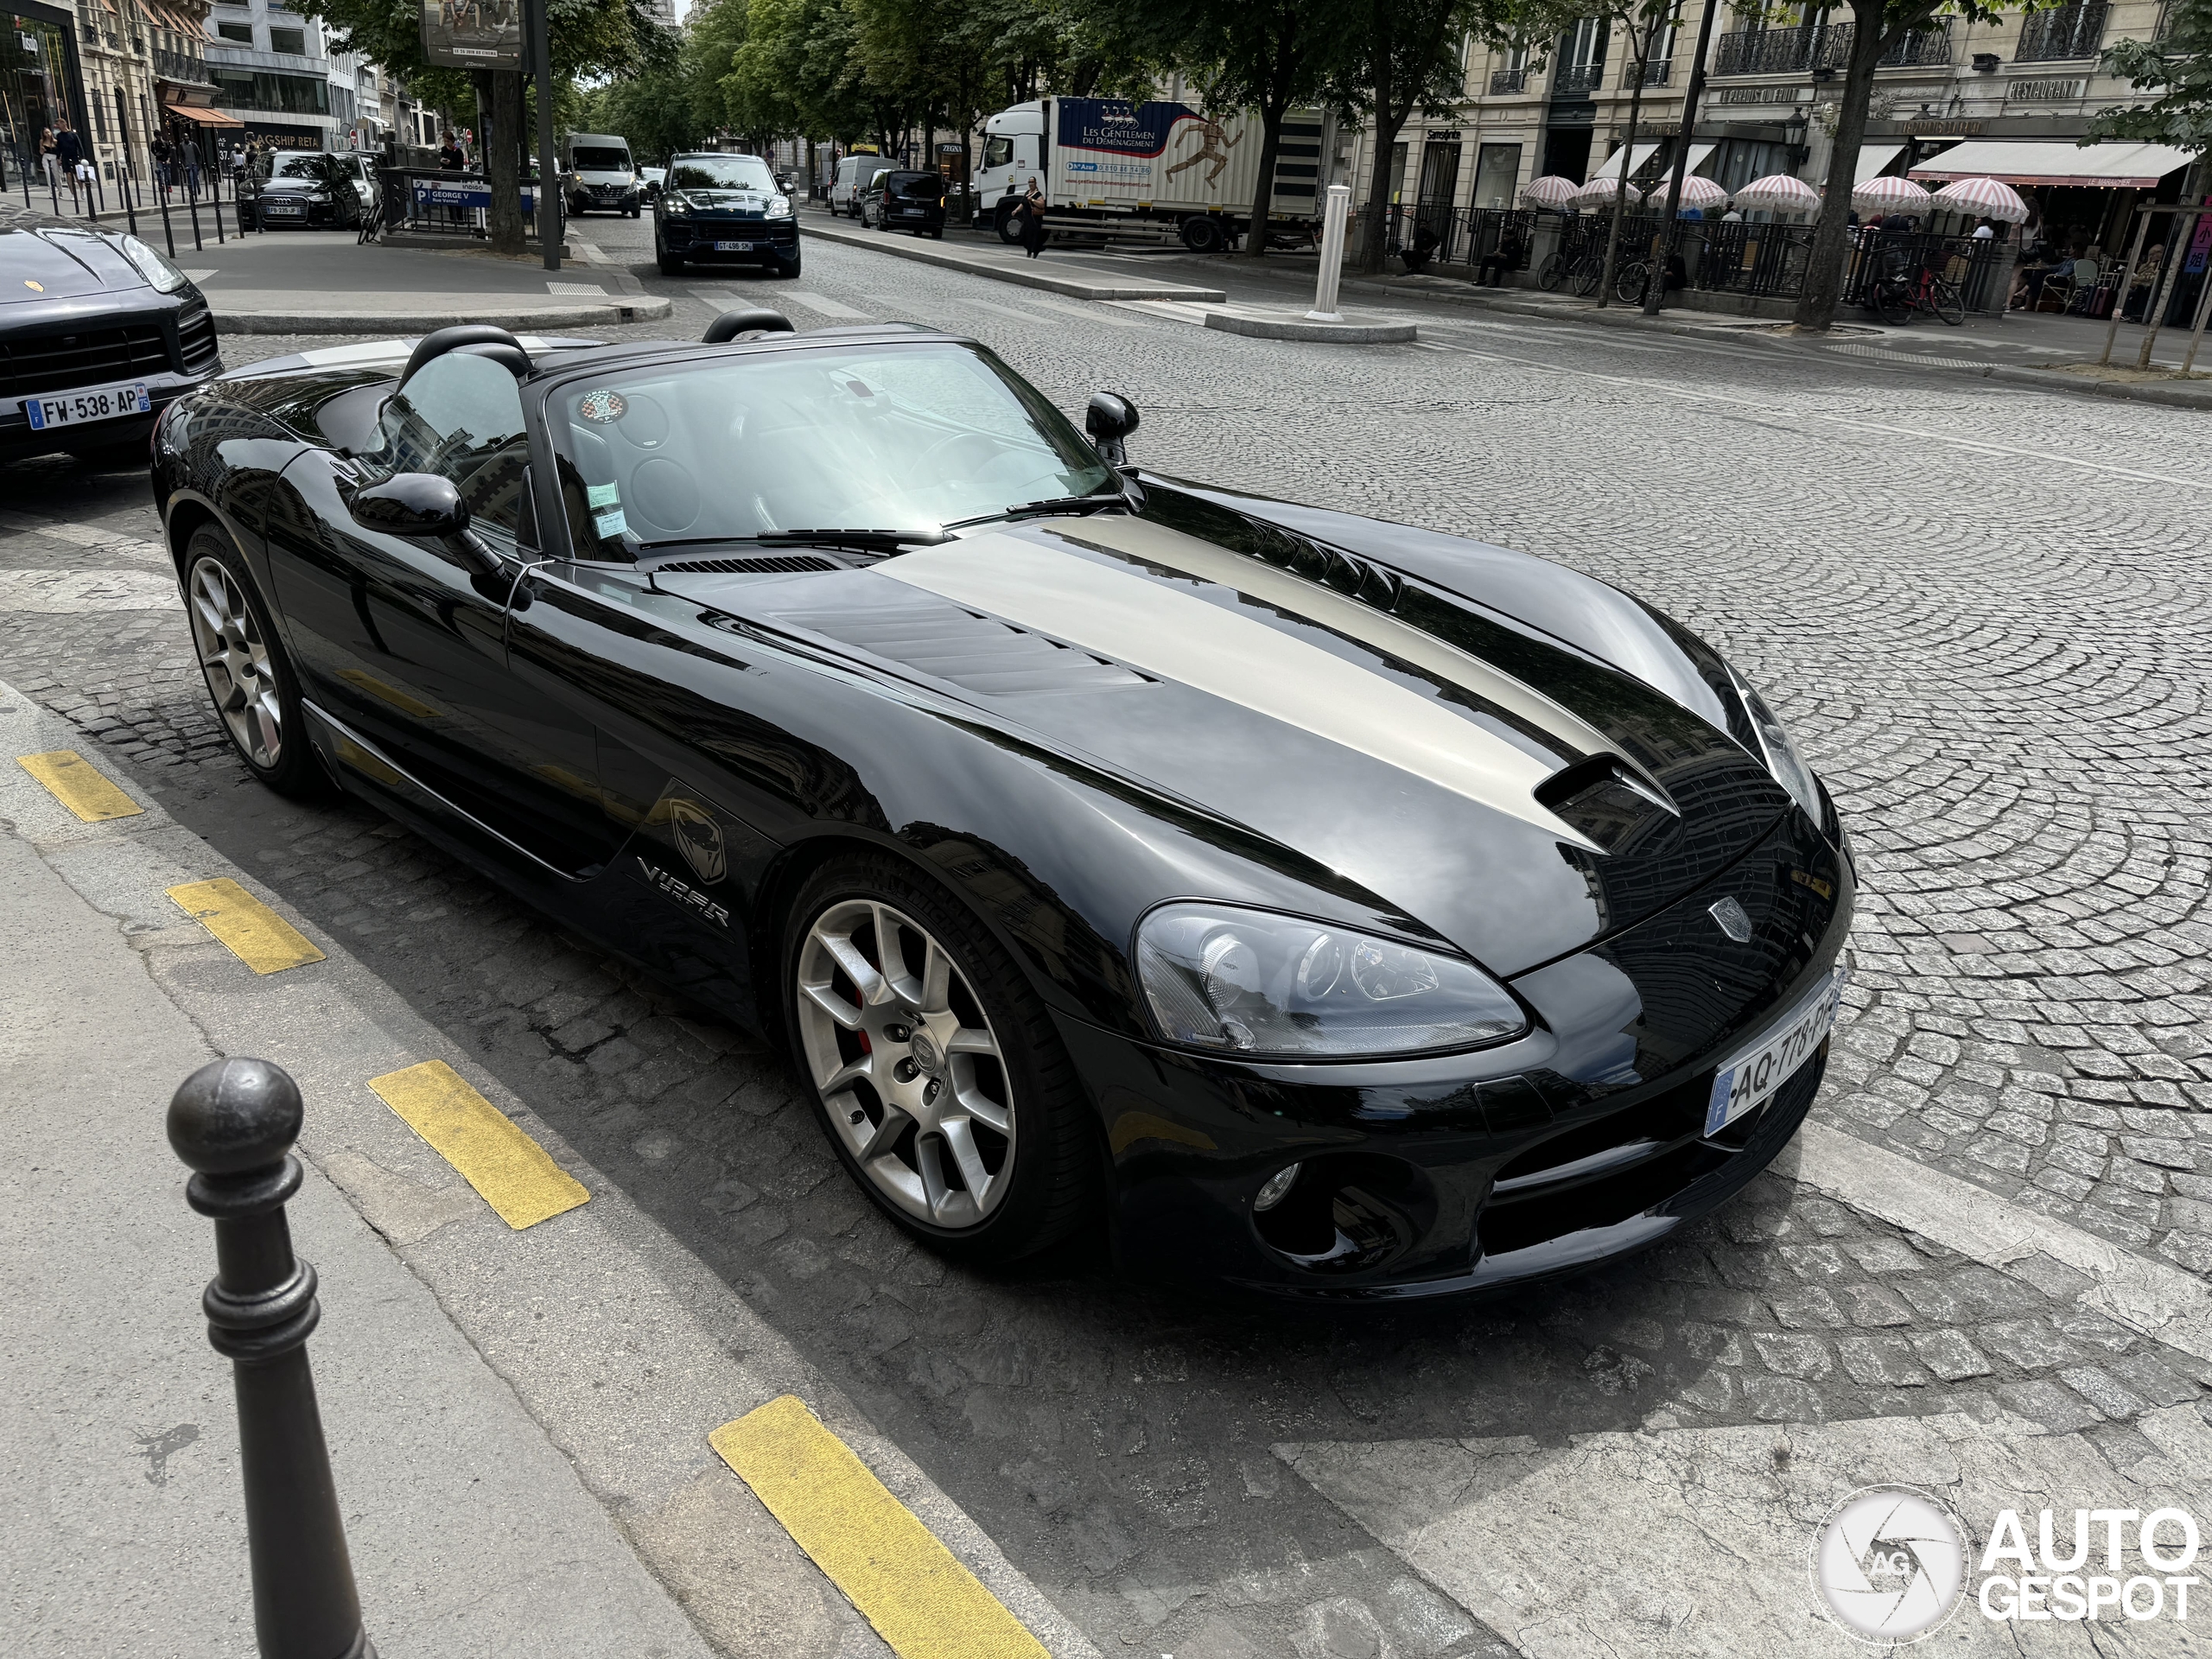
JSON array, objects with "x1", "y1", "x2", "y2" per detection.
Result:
[{"x1": 3, "y1": 210, "x2": 2208, "y2": 1658}]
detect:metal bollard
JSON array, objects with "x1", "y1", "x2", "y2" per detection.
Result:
[{"x1": 168, "y1": 1058, "x2": 376, "y2": 1659}]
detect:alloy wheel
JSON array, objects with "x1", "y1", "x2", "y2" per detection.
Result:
[
  {"x1": 187, "y1": 555, "x2": 283, "y2": 769},
  {"x1": 795, "y1": 897, "x2": 1015, "y2": 1230}
]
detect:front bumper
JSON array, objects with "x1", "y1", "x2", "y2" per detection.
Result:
[
  {"x1": 0, "y1": 371, "x2": 210, "y2": 462},
  {"x1": 1077, "y1": 805, "x2": 1854, "y2": 1298},
  {"x1": 660, "y1": 217, "x2": 799, "y2": 264},
  {"x1": 251, "y1": 196, "x2": 345, "y2": 229}
]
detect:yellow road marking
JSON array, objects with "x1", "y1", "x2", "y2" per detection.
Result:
[
  {"x1": 16, "y1": 749, "x2": 143, "y2": 822},
  {"x1": 710, "y1": 1395, "x2": 1046, "y2": 1659},
  {"x1": 368, "y1": 1059, "x2": 588, "y2": 1230},
  {"x1": 167, "y1": 877, "x2": 327, "y2": 973}
]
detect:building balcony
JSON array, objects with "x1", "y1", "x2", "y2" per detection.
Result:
[
  {"x1": 1489, "y1": 67, "x2": 1529, "y2": 93},
  {"x1": 2016, "y1": 1, "x2": 2107, "y2": 60},
  {"x1": 1710, "y1": 20, "x2": 1949, "y2": 75},
  {"x1": 1630, "y1": 58, "x2": 1673, "y2": 87},
  {"x1": 1553, "y1": 63, "x2": 1604, "y2": 95},
  {"x1": 156, "y1": 47, "x2": 215, "y2": 86}
]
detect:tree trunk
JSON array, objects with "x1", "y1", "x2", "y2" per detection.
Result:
[
  {"x1": 1355, "y1": 0, "x2": 1399, "y2": 276},
  {"x1": 1598, "y1": 52, "x2": 1650, "y2": 308},
  {"x1": 1241, "y1": 29, "x2": 1298, "y2": 261},
  {"x1": 483, "y1": 69, "x2": 524, "y2": 257},
  {"x1": 1793, "y1": 1, "x2": 1885, "y2": 332}
]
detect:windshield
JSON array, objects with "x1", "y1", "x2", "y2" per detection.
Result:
[
  {"x1": 571, "y1": 146, "x2": 629, "y2": 172},
  {"x1": 272, "y1": 155, "x2": 327, "y2": 179},
  {"x1": 550, "y1": 342, "x2": 1114, "y2": 561},
  {"x1": 888, "y1": 171, "x2": 943, "y2": 200},
  {"x1": 670, "y1": 155, "x2": 774, "y2": 194}
]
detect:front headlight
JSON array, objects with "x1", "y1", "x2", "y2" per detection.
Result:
[
  {"x1": 119, "y1": 234, "x2": 188, "y2": 292},
  {"x1": 1726, "y1": 664, "x2": 1822, "y2": 824},
  {"x1": 1136, "y1": 904, "x2": 1526, "y2": 1058},
  {"x1": 766, "y1": 194, "x2": 793, "y2": 219},
  {"x1": 664, "y1": 195, "x2": 689, "y2": 216}
]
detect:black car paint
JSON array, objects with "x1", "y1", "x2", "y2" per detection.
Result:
[
  {"x1": 249, "y1": 158, "x2": 364, "y2": 231},
  {"x1": 863, "y1": 171, "x2": 948, "y2": 236},
  {"x1": 153, "y1": 328, "x2": 1853, "y2": 1297},
  {"x1": 653, "y1": 164, "x2": 799, "y2": 273},
  {"x1": 0, "y1": 226, "x2": 221, "y2": 462}
]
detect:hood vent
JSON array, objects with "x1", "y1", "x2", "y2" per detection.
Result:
[
  {"x1": 1536, "y1": 755, "x2": 1681, "y2": 856},
  {"x1": 658, "y1": 553, "x2": 838, "y2": 575},
  {"x1": 774, "y1": 600, "x2": 1148, "y2": 698}
]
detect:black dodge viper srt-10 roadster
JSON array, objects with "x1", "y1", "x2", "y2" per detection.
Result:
[{"x1": 150, "y1": 313, "x2": 1852, "y2": 1297}]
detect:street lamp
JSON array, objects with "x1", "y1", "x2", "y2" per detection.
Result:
[{"x1": 1785, "y1": 107, "x2": 1809, "y2": 175}]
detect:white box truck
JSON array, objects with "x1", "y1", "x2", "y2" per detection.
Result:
[{"x1": 972, "y1": 97, "x2": 1336, "y2": 254}]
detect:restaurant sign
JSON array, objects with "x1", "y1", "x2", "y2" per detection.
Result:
[{"x1": 1905, "y1": 118, "x2": 1985, "y2": 136}]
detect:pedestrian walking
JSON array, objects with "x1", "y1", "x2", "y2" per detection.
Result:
[
  {"x1": 38, "y1": 125, "x2": 57, "y2": 191},
  {"x1": 152, "y1": 132, "x2": 174, "y2": 193},
  {"x1": 54, "y1": 118, "x2": 89, "y2": 210},
  {"x1": 1017, "y1": 176, "x2": 1048, "y2": 259}
]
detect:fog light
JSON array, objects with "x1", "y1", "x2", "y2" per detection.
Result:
[{"x1": 1254, "y1": 1163, "x2": 1301, "y2": 1211}]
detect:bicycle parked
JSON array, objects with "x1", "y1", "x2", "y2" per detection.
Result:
[
  {"x1": 1865, "y1": 249, "x2": 1965, "y2": 326},
  {"x1": 1537, "y1": 237, "x2": 1605, "y2": 297}
]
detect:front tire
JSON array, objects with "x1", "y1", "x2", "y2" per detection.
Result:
[
  {"x1": 784, "y1": 855, "x2": 1097, "y2": 1262},
  {"x1": 182, "y1": 524, "x2": 327, "y2": 798},
  {"x1": 1930, "y1": 281, "x2": 1965, "y2": 326},
  {"x1": 1537, "y1": 251, "x2": 1565, "y2": 291}
]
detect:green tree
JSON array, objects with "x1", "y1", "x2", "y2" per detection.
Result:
[
  {"x1": 2089, "y1": 0, "x2": 2212, "y2": 153},
  {"x1": 1792, "y1": 0, "x2": 2041, "y2": 331},
  {"x1": 1592, "y1": 0, "x2": 1681, "y2": 306}
]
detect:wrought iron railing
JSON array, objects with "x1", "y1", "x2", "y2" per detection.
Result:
[
  {"x1": 2017, "y1": 1, "x2": 2107, "y2": 60},
  {"x1": 1712, "y1": 19, "x2": 1950, "y2": 74},
  {"x1": 1490, "y1": 67, "x2": 1529, "y2": 93},
  {"x1": 1841, "y1": 231, "x2": 2010, "y2": 311},
  {"x1": 1630, "y1": 58, "x2": 1673, "y2": 86},
  {"x1": 1554, "y1": 63, "x2": 1605, "y2": 94}
]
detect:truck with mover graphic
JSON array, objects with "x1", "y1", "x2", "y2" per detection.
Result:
[{"x1": 971, "y1": 98, "x2": 1336, "y2": 254}]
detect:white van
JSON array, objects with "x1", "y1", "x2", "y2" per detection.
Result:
[
  {"x1": 562, "y1": 131, "x2": 639, "y2": 218},
  {"x1": 830, "y1": 153, "x2": 892, "y2": 218}
]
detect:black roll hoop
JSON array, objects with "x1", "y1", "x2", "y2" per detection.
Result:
[{"x1": 704, "y1": 308, "x2": 795, "y2": 343}]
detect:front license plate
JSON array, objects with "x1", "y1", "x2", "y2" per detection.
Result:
[
  {"x1": 1704, "y1": 965, "x2": 1847, "y2": 1136},
  {"x1": 265, "y1": 203, "x2": 303, "y2": 214},
  {"x1": 22, "y1": 380, "x2": 152, "y2": 431},
  {"x1": 714, "y1": 240, "x2": 754, "y2": 251}
]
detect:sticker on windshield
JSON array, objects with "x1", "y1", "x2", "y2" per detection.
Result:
[
  {"x1": 593, "y1": 509, "x2": 628, "y2": 538},
  {"x1": 578, "y1": 389, "x2": 628, "y2": 423},
  {"x1": 587, "y1": 481, "x2": 620, "y2": 507}
]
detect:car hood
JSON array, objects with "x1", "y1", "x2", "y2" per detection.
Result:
[
  {"x1": 259, "y1": 177, "x2": 328, "y2": 194},
  {"x1": 654, "y1": 514, "x2": 1796, "y2": 976},
  {"x1": 0, "y1": 227, "x2": 149, "y2": 305}
]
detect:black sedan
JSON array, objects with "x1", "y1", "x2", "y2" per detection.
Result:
[
  {"x1": 247, "y1": 151, "x2": 365, "y2": 232},
  {"x1": 654, "y1": 152, "x2": 799, "y2": 278},
  {"x1": 150, "y1": 315, "x2": 1851, "y2": 1297},
  {"x1": 2, "y1": 226, "x2": 221, "y2": 464}
]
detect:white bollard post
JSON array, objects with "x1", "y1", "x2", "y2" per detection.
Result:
[{"x1": 1306, "y1": 184, "x2": 1351, "y2": 321}]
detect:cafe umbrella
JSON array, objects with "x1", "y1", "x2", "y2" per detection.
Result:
[
  {"x1": 1521, "y1": 175, "x2": 1581, "y2": 210},
  {"x1": 1852, "y1": 174, "x2": 1933, "y2": 218},
  {"x1": 1930, "y1": 175, "x2": 2030, "y2": 224},
  {"x1": 1732, "y1": 174, "x2": 1821, "y2": 217}
]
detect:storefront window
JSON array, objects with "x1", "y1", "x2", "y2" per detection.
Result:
[
  {"x1": 210, "y1": 67, "x2": 329, "y2": 115},
  {"x1": 2, "y1": 12, "x2": 74, "y2": 165}
]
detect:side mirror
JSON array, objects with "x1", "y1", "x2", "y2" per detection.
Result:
[
  {"x1": 351, "y1": 473, "x2": 470, "y2": 538},
  {"x1": 1085, "y1": 392, "x2": 1140, "y2": 468}
]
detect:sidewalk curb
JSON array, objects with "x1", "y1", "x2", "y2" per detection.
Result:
[
  {"x1": 0, "y1": 675, "x2": 1101, "y2": 1659},
  {"x1": 1341, "y1": 274, "x2": 2212, "y2": 409},
  {"x1": 213, "y1": 294, "x2": 673, "y2": 334},
  {"x1": 804, "y1": 213, "x2": 1228, "y2": 302},
  {"x1": 1205, "y1": 310, "x2": 1417, "y2": 343}
]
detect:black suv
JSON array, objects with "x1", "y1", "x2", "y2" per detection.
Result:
[
  {"x1": 0, "y1": 226, "x2": 222, "y2": 463},
  {"x1": 653, "y1": 151, "x2": 800, "y2": 278},
  {"x1": 862, "y1": 169, "x2": 947, "y2": 238}
]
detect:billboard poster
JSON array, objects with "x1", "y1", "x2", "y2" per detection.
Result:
[
  {"x1": 1053, "y1": 99, "x2": 1239, "y2": 197},
  {"x1": 420, "y1": 0, "x2": 520, "y2": 69}
]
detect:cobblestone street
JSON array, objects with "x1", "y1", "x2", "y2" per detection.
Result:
[{"x1": 4, "y1": 226, "x2": 2208, "y2": 1656}]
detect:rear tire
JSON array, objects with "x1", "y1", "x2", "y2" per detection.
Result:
[
  {"x1": 181, "y1": 524, "x2": 328, "y2": 798},
  {"x1": 1537, "y1": 251, "x2": 1565, "y2": 291},
  {"x1": 783, "y1": 854, "x2": 1099, "y2": 1263},
  {"x1": 1180, "y1": 215, "x2": 1226, "y2": 255}
]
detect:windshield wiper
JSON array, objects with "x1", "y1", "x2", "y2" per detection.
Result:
[
  {"x1": 638, "y1": 528, "x2": 948, "y2": 555},
  {"x1": 944, "y1": 490, "x2": 1132, "y2": 531}
]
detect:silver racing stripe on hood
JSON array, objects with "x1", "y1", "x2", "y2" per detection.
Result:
[
  {"x1": 874, "y1": 529, "x2": 1605, "y2": 849},
  {"x1": 1046, "y1": 515, "x2": 1646, "y2": 783}
]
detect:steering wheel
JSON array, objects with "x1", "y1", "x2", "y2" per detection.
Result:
[{"x1": 918, "y1": 430, "x2": 1003, "y2": 478}]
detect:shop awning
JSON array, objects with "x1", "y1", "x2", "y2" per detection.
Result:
[
  {"x1": 1590, "y1": 141, "x2": 1716, "y2": 184},
  {"x1": 1853, "y1": 144, "x2": 1905, "y2": 185},
  {"x1": 1909, "y1": 139, "x2": 2194, "y2": 188},
  {"x1": 164, "y1": 104, "x2": 245, "y2": 127}
]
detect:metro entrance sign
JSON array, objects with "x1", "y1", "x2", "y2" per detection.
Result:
[{"x1": 410, "y1": 179, "x2": 535, "y2": 211}]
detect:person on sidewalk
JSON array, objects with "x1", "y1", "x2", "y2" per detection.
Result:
[
  {"x1": 38, "y1": 126, "x2": 57, "y2": 192},
  {"x1": 1017, "y1": 176, "x2": 1048, "y2": 258},
  {"x1": 54, "y1": 118, "x2": 87, "y2": 210},
  {"x1": 1476, "y1": 225, "x2": 1526, "y2": 287},
  {"x1": 151, "y1": 133, "x2": 173, "y2": 194}
]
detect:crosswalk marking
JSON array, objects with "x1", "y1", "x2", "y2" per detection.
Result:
[
  {"x1": 779, "y1": 289, "x2": 868, "y2": 319},
  {"x1": 16, "y1": 749, "x2": 143, "y2": 822},
  {"x1": 369, "y1": 1059, "x2": 588, "y2": 1230},
  {"x1": 547, "y1": 280, "x2": 607, "y2": 296},
  {"x1": 0, "y1": 569, "x2": 179, "y2": 613},
  {"x1": 167, "y1": 876, "x2": 325, "y2": 973},
  {"x1": 711, "y1": 1395, "x2": 1046, "y2": 1659}
]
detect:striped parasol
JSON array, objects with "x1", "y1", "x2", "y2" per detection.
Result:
[
  {"x1": 1520, "y1": 175, "x2": 1580, "y2": 210},
  {"x1": 1732, "y1": 174, "x2": 1821, "y2": 216},
  {"x1": 1653, "y1": 173, "x2": 1731, "y2": 213},
  {"x1": 1852, "y1": 174, "x2": 1932, "y2": 216},
  {"x1": 1570, "y1": 175, "x2": 1643, "y2": 210},
  {"x1": 1930, "y1": 175, "x2": 2030, "y2": 224}
]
